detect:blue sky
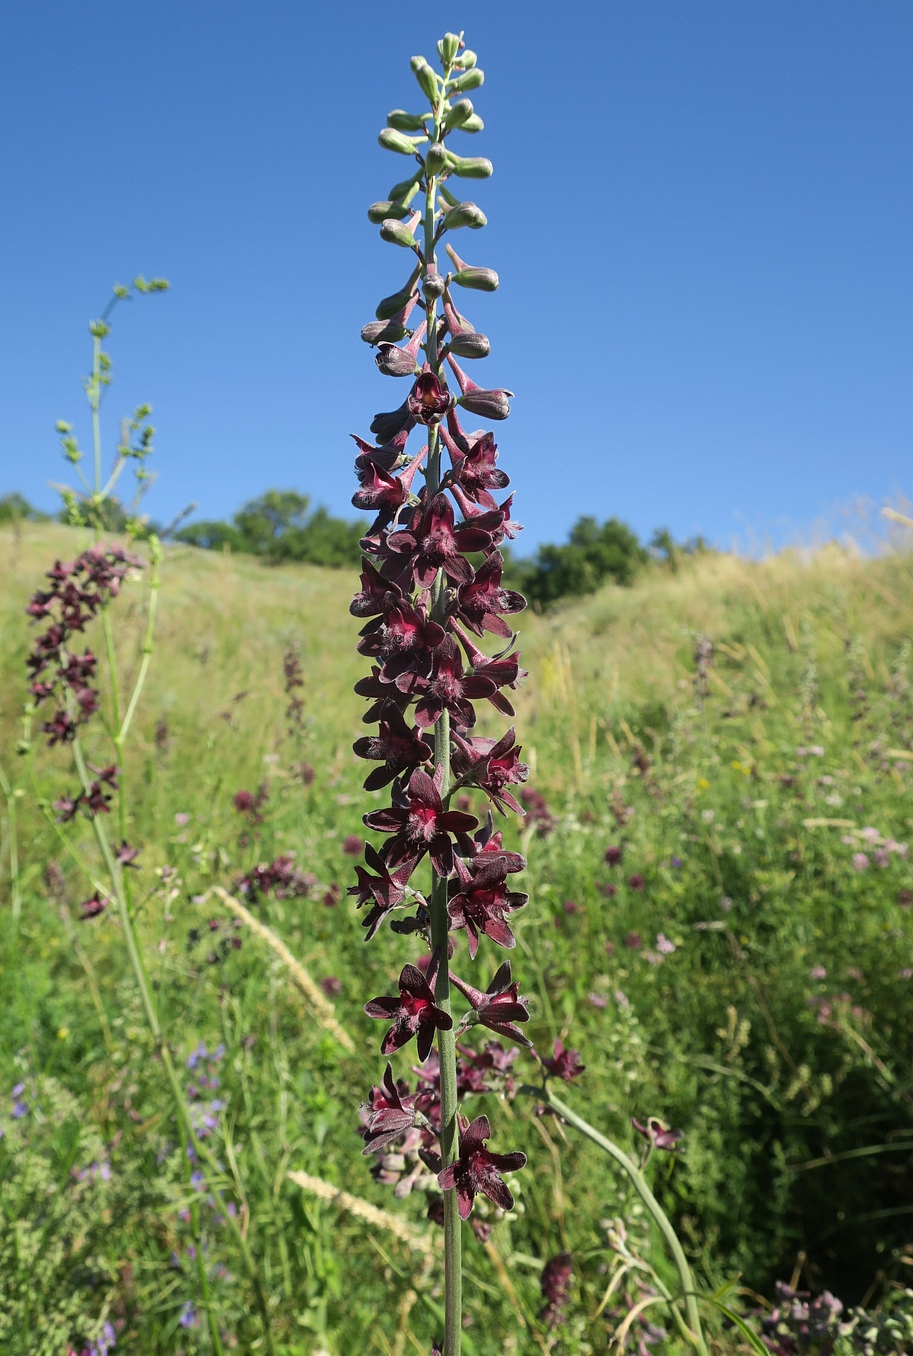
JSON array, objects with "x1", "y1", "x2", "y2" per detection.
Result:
[{"x1": 1, "y1": 0, "x2": 911, "y2": 552}]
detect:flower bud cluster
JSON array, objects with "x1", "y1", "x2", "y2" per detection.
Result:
[
  {"x1": 26, "y1": 544, "x2": 142, "y2": 746},
  {"x1": 351, "y1": 33, "x2": 533, "y2": 1219}
]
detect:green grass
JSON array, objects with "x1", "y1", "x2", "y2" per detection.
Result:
[{"x1": 2, "y1": 522, "x2": 913, "y2": 1353}]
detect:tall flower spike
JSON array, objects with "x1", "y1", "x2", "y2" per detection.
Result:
[{"x1": 349, "y1": 35, "x2": 532, "y2": 1354}]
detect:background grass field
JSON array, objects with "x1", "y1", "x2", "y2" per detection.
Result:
[{"x1": 2, "y1": 522, "x2": 913, "y2": 1353}]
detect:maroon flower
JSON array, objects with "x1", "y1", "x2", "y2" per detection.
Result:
[
  {"x1": 632, "y1": 1116, "x2": 684, "y2": 1152},
  {"x1": 357, "y1": 597, "x2": 446, "y2": 683},
  {"x1": 627, "y1": 872, "x2": 646, "y2": 891},
  {"x1": 441, "y1": 423, "x2": 510, "y2": 502},
  {"x1": 451, "y1": 728, "x2": 528, "y2": 814},
  {"x1": 353, "y1": 702, "x2": 433, "y2": 790},
  {"x1": 365, "y1": 956, "x2": 453, "y2": 1062},
  {"x1": 363, "y1": 767, "x2": 478, "y2": 877},
  {"x1": 115, "y1": 841, "x2": 141, "y2": 869},
  {"x1": 541, "y1": 1039, "x2": 585, "y2": 1083},
  {"x1": 353, "y1": 665, "x2": 412, "y2": 724},
  {"x1": 605, "y1": 845, "x2": 623, "y2": 866},
  {"x1": 360, "y1": 1063, "x2": 424, "y2": 1154},
  {"x1": 41, "y1": 709, "x2": 77, "y2": 746},
  {"x1": 350, "y1": 559, "x2": 400, "y2": 620},
  {"x1": 352, "y1": 429, "x2": 411, "y2": 480},
  {"x1": 79, "y1": 891, "x2": 108, "y2": 920},
  {"x1": 539, "y1": 1253, "x2": 574, "y2": 1328},
  {"x1": 437, "y1": 1114, "x2": 526, "y2": 1219},
  {"x1": 448, "y1": 853, "x2": 528, "y2": 958},
  {"x1": 342, "y1": 835, "x2": 363, "y2": 856},
  {"x1": 348, "y1": 841, "x2": 418, "y2": 939},
  {"x1": 389, "y1": 492, "x2": 494, "y2": 589},
  {"x1": 406, "y1": 367, "x2": 456, "y2": 426},
  {"x1": 450, "y1": 961, "x2": 532, "y2": 1047},
  {"x1": 456, "y1": 553, "x2": 526, "y2": 639},
  {"x1": 405, "y1": 635, "x2": 497, "y2": 730}
]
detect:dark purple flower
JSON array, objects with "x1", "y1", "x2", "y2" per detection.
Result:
[
  {"x1": 604, "y1": 845, "x2": 623, "y2": 866},
  {"x1": 350, "y1": 558, "x2": 400, "y2": 619},
  {"x1": 353, "y1": 702, "x2": 433, "y2": 790},
  {"x1": 406, "y1": 367, "x2": 456, "y2": 426},
  {"x1": 363, "y1": 767, "x2": 478, "y2": 877},
  {"x1": 388, "y1": 493, "x2": 494, "y2": 589},
  {"x1": 450, "y1": 961, "x2": 532, "y2": 1046},
  {"x1": 627, "y1": 873, "x2": 645, "y2": 891},
  {"x1": 447, "y1": 354, "x2": 513, "y2": 420},
  {"x1": 451, "y1": 728, "x2": 528, "y2": 815},
  {"x1": 405, "y1": 635, "x2": 497, "y2": 730},
  {"x1": 541, "y1": 1039, "x2": 585, "y2": 1083},
  {"x1": 79, "y1": 892, "x2": 108, "y2": 920},
  {"x1": 348, "y1": 841, "x2": 417, "y2": 939},
  {"x1": 115, "y1": 841, "x2": 140, "y2": 870},
  {"x1": 448, "y1": 853, "x2": 528, "y2": 958},
  {"x1": 365, "y1": 956, "x2": 453, "y2": 1062},
  {"x1": 441, "y1": 423, "x2": 510, "y2": 502},
  {"x1": 539, "y1": 1252, "x2": 574, "y2": 1328},
  {"x1": 632, "y1": 1116, "x2": 684, "y2": 1152},
  {"x1": 357, "y1": 596, "x2": 446, "y2": 682},
  {"x1": 456, "y1": 553, "x2": 525, "y2": 639},
  {"x1": 360, "y1": 1062, "x2": 424, "y2": 1154},
  {"x1": 437, "y1": 1114, "x2": 526, "y2": 1220}
]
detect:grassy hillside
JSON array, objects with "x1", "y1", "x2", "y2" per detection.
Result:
[{"x1": 2, "y1": 522, "x2": 913, "y2": 1353}]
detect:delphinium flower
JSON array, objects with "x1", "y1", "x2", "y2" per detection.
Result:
[{"x1": 349, "y1": 35, "x2": 531, "y2": 1351}]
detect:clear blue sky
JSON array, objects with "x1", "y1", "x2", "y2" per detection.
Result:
[{"x1": 1, "y1": 0, "x2": 911, "y2": 552}]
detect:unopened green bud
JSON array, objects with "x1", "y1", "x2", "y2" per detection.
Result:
[
  {"x1": 386, "y1": 171, "x2": 419, "y2": 200},
  {"x1": 446, "y1": 154, "x2": 493, "y2": 179},
  {"x1": 451, "y1": 67, "x2": 484, "y2": 92},
  {"x1": 55, "y1": 419, "x2": 73, "y2": 434},
  {"x1": 387, "y1": 109, "x2": 429, "y2": 132},
  {"x1": 410, "y1": 56, "x2": 438, "y2": 102},
  {"x1": 444, "y1": 99, "x2": 474, "y2": 131},
  {"x1": 362, "y1": 319, "x2": 411, "y2": 345},
  {"x1": 461, "y1": 114, "x2": 484, "y2": 134},
  {"x1": 424, "y1": 142, "x2": 447, "y2": 176},
  {"x1": 452, "y1": 49, "x2": 477, "y2": 70},
  {"x1": 380, "y1": 218, "x2": 419, "y2": 248},
  {"x1": 438, "y1": 33, "x2": 461, "y2": 65},
  {"x1": 453, "y1": 267, "x2": 499, "y2": 292},
  {"x1": 441, "y1": 201, "x2": 487, "y2": 230},
  {"x1": 368, "y1": 199, "x2": 410, "y2": 223},
  {"x1": 375, "y1": 266, "x2": 422, "y2": 320},
  {"x1": 379, "y1": 127, "x2": 421, "y2": 155},
  {"x1": 439, "y1": 183, "x2": 461, "y2": 208}
]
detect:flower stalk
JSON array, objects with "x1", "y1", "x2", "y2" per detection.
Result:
[{"x1": 351, "y1": 34, "x2": 526, "y2": 1354}]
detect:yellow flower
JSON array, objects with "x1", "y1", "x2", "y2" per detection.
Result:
[
  {"x1": 697, "y1": 777, "x2": 710, "y2": 791},
  {"x1": 57, "y1": 1026, "x2": 69, "y2": 1040}
]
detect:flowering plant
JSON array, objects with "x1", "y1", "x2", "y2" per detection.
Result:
[{"x1": 349, "y1": 33, "x2": 532, "y2": 1352}]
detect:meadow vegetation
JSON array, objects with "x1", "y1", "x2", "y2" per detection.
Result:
[{"x1": 2, "y1": 521, "x2": 913, "y2": 1352}]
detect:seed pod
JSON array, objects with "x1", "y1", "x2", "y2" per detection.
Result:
[
  {"x1": 447, "y1": 154, "x2": 493, "y2": 179},
  {"x1": 452, "y1": 267, "x2": 499, "y2": 292},
  {"x1": 424, "y1": 142, "x2": 448, "y2": 176},
  {"x1": 375, "y1": 267, "x2": 421, "y2": 321},
  {"x1": 451, "y1": 67, "x2": 484, "y2": 92},
  {"x1": 410, "y1": 56, "x2": 438, "y2": 102},
  {"x1": 441, "y1": 201, "x2": 487, "y2": 231},
  {"x1": 444, "y1": 99, "x2": 474, "y2": 131},
  {"x1": 448, "y1": 331, "x2": 491, "y2": 359},
  {"x1": 438, "y1": 32, "x2": 461, "y2": 65},
  {"x1": 380, "y1": 218, "x2": 419, "y2": 248},
  {"x1": 379, "y1": 128, "x2": 421, "y2": 155},
  {"x1": 452, "y1": 48, "x2": 477, "y2": 70},
  {"x1": 387, "y1": 109, "x2": 429, "y2": 132}
]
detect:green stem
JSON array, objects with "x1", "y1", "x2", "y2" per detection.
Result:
[
  {"x1": 120, "y1": 538, "x2": 161, "y2": 742},
  {"x1": 69, "y1": 733, "x2": 278, "y2": 1356},
  {"x1": 422, "y1": 54, "x2": 465, "y2": 1356},
  {"x1": 0, "y1": 761, "x2": 22, "y2": 922},
  {"x1": 542, "y1": 1088, "x2": 708, "y2": 1355}
]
